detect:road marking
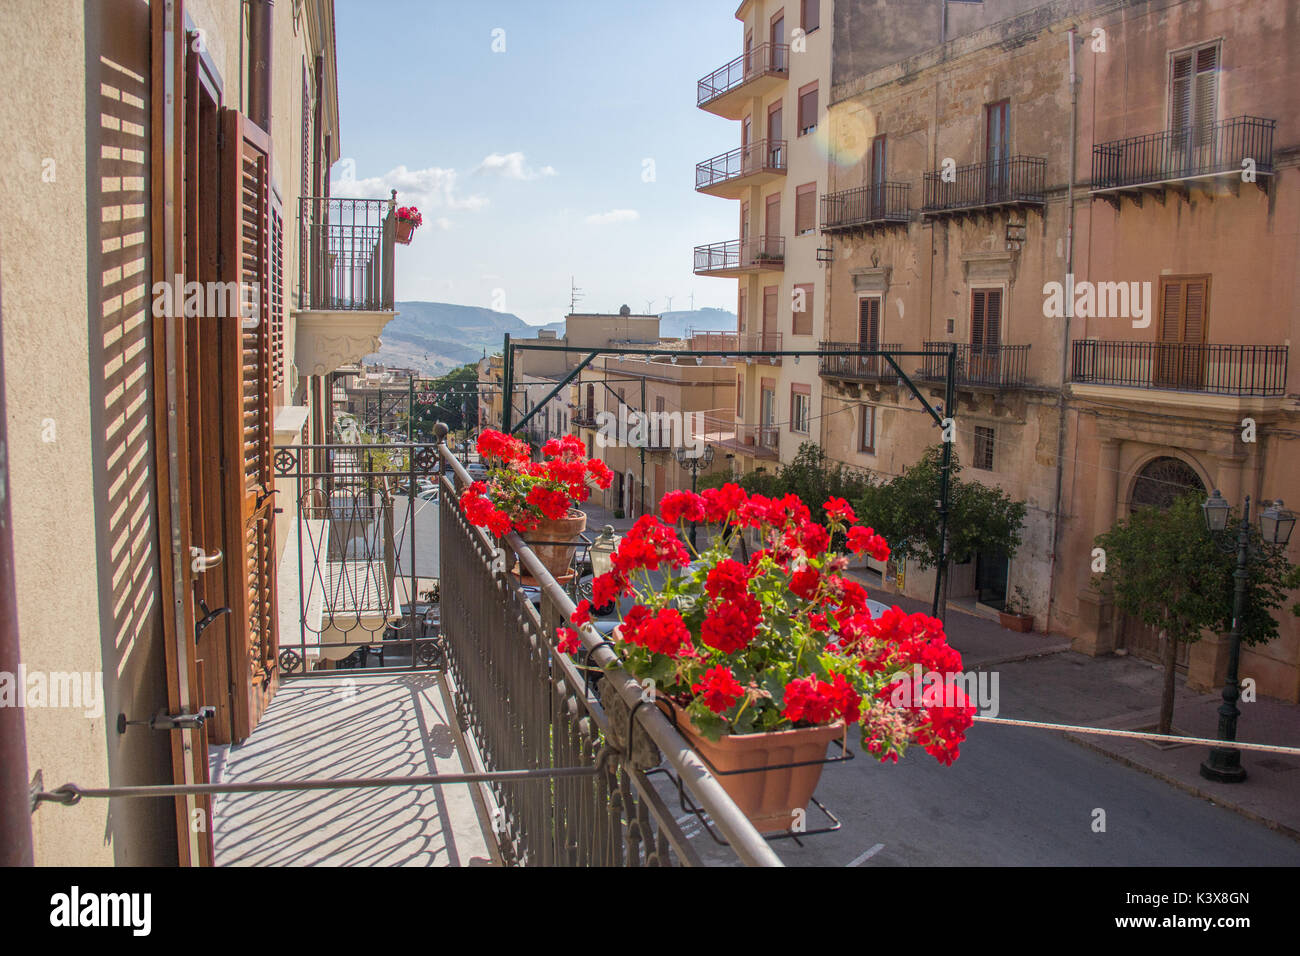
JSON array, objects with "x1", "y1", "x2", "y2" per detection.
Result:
[{"x1": 847, "y1": 843, "x2": 885, "y2": 867}]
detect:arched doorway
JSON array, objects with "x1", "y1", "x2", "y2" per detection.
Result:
[{"x1": 1118, "y1": 455, "x2": 1207, "y2": 667}]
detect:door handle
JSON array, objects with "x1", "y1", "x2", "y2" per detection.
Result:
[{"x1": 190, "y1": 546, "x2": 223, "y2": 573}]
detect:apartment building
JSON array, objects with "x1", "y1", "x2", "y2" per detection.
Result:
[
  {"x1": 819, "y1": 0, "x2": 1298, "y2": 702},
  {"x1": 570, "y1": 333, "x2": 736, "y2": 517},
  {"x1": 0, "y1": 0, "x2": 406, "y2": 864},
  {"x1": 694, "y1": 0, "x2": 832, "y2": 473}
]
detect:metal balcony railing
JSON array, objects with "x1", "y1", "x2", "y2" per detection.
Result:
[
  {"x1": 697, "y1": 42, "x2": 789, "y2": 108},
  {"x1": 692, "y1": 412, "x2": 779, "y2": 456},
  {"x1": 739, "y1": 330, "x2": 782, "y2": 364},
  {"x1": 821, "y1": 183, "x2": 911, "y2": 231},
  {"x1": 696, "y1": 139, "x2": 787, "y2": 191},
  {"x1": 1071, "y1": 341, "x2": 1288, "y2": 396},
  {"x1": 694, "y1": 237, "x2": 785, "y2": 275},
  {"x1": 687, "y1": 329, "x2": 740, "y2": 353},
  {"x1": 300, "y1": 196, "x2": 395, "y2": 311},
  {"x1": 923, "y1": 156, "x2": 1047, "y2": 213},
  {"x1": 437, "y1": 445, "x2": 780, "y2": 866},
  {"x1": 1091, "y1": 116, "x2": 1276, "y2": 192},
  {"x1": 818, "y1": 342, "x2": 903, "y2": 383},
  {"x1": 920, "y1": 342, "x2": 1032, "y2": 388}
]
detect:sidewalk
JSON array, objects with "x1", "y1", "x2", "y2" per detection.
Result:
[{"x1": 851, "y1": 577, "x2": 1300, "y2": 841}]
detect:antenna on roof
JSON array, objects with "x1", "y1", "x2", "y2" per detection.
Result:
[{"x1": 569, "y1": 276, "x2": 584, "y2": 314}]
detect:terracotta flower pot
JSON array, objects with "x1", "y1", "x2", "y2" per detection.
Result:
[
  {"x1": 395, "y1": 219, "x2": 417, "y2": 244},
  {"x1": 998, "y1": 611, "x2": 1033, "y2": 633},
  {"x1": 667, "y1": 700, "x2": 843, "y2": 833},
  {"x1": 522, "y1": 509, "x2": 586, "y2": 580}
]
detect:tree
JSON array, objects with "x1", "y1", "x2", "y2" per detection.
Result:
[
  {"x1": 409, "y1": 363, "x2": 479, "y2": 438},
  {"x1": 1094, "y1": 493, "x2": 1297, "y2": 736},
  {"x1": 851, "y1": 445, "x2": 1026, "y2": 622}
]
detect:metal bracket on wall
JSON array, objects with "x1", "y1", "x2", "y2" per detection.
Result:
[{"x1": 29, "y1": 769, "x2": 43, "y2": 814}]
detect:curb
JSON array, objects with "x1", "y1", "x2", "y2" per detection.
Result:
[
  {"x1": 1062, "y1": 731, "x2": 1300, "y2": 844},
  {"x1": 965, "y1": 642, "x2": 1075, "y2": 669}
]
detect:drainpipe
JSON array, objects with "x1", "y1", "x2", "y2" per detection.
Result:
[
  {"x1": 248, "y1": 0, "x2": 274, "y2": 133},
  {"x1": 0, "y1": 292, "x2": 34, "y2": 866},
  {"x1": 1046, "y1": 27, "x2": 1079, "y2": 637}
]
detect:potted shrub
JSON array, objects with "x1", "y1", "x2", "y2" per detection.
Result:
[
  {"x1": 395, "y1": 205, "x2": 422, "y2": 244},
  {"x1": 459, "y1": 429, "x2": 614, "y2": 580},
  {"x1": 998, "y1": 586, "x2": 1034, "y2": 632},
  {"x1": 557, "y1": 488, "x2": 976, "y2": 832}
]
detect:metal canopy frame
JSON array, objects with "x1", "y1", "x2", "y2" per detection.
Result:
[{"x1": 498, "y1": 334, "x2": 959, "y2": 620}]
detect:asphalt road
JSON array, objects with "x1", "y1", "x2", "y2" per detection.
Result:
[{"x1": 674, "y1": 706, "x2": 1300, "y2": 867}]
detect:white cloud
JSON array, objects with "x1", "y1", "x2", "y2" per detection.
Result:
[
  {"x1": 474, "y1": 152, "x2": 557, "y2": 180},
  {"x1": 331, "y1": 164, "x2": 488, "y2": 212},
  {"x1": 585, "y1": 208, "x2": 639, "y2": 225},
  {"x1": 434, "y1": 217, "x2": 453, "y2": 230}
]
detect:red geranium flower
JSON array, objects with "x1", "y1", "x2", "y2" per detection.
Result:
[{"x1": 691, "y1": 666, "x2": 745, "y2": 714}]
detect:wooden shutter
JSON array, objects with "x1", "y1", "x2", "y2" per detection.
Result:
[
  {"x1": 219, "y1": 109, "x2": 278, "y2": 740},
  {"x1": 799, "y1": 82, "x2": 818, "y2": 134},
  {"x1": 763, "y1": 286, "x2": 778, "y2": 342},
  {"x1": 1171, "y1": 53, "x2": 1193, "y2": 131},
  {"x1": 802, "y1": 0, "x2": 820, "y2": 32},
  {"x1": 858, "y1": 296, "x2": 880, "y2": 346},
  {"x1": 767, "y1": 101, "x2": 782, "y2": 143},
  {"x1": 971, "y1": 288, "x2": 1001, "y2": 348},
  {"x1": 793, "y1": 283, "x2": 813, "y2": 335},
  {"x1": 738, "y1": 288, "x2": 747, "y2": 332},
  {"x1": 1156, "y1": 275, "x2": 1209, "y2": 388},
  {"x1": 795, "y1": 183, "x2": 816, "y2": 235},
  {"x1": 270, "y1": 198, "x2": 284, "y2": 391}
]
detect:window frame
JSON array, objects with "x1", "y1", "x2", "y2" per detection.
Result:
[
  {"x1": 792, "y1": 282, "x2": 814, "y2": 336},
  {"x1": 859, "y1": 405, "x2": 875, "y2": 454},
  {"x1": 801, "y1": 0, "x2": 820, "y2": 33},
  {"x1": 789, "y1": 384, "x2": 811, "y2": 434},
  {"x1": 794, "y1": 182, "x2": 817, "y2": 236},
  {"x1": 798, "y1": 81, "x2": 819, "y2": 137},
  {"x1": 973, "y1": 425, "x2": 996, "y2": 471}
]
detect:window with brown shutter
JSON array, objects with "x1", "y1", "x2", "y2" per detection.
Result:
[
  {"x1": 970, "y1": 288, "x2": 1002, "y2": 349},
  {"x1": 270, "y1": 199, "x2": 284, "y2": 393},
  {"x1": 798, "y1": 82, "x2": 818, "y2": 136},
  {"x1": 857, "y1": 296, "x2": 880, "y2": 346},
  {"x1": 802, "y1": 0, "x2": 820, "y2": 32},
  {"x1": 1171, "y1": 44, "x2": 1219, "y2": 155},
  {"x1": 767, "y1": 100, "x2": 782, "y2": 144},
  {"x1": 763, "y1": 286, "x2": 778, "y2": 345},
  {"x1": 795, "y1": 183, "x2": 816, "y2": 236},
  {"x1": 738, "y1": 288, "x2": 747, "y2": 332},
  {"x1": 1156, "y1": 274, "x2": 1210, "y2": 388},
  {"x1": 793, "y1": 283, "x2": 814, "y2": 335},
  {"x1": 219, "y1": 108, "x2": 278, "y2": 740},
  {"x1": 860, "y1": 405, "x2": 875, "y2": 453}
]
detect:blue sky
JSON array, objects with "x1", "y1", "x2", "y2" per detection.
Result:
[{"x1": 331, "y1": 0, "x2": 747, "y2": 326}]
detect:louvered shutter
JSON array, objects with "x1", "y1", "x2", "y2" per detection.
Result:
[
  {"x1": 971, "y1": 290, "x2": 987, "y2": 346},
  {"x1": 271, "y1": 198, "x2": 284, "y2": 391},
  {"x1": 984, "y1": 289, "x2": 1002, "y2": 347},
  {"x1": 220, "y1": 109, "x2": 278, "y2": 738},
  {"x1": 1194, "y1": 46, "x2": 1218, "y2": 150},
  {"x1": 858, "y1": 297, "x2": 880, "y2": 346}
]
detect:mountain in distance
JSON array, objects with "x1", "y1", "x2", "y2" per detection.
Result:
[{"x1": 365, "y1": 301, "x2": 738, "y2": 375}]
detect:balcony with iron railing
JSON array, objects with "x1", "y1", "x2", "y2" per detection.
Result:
[
  {"x1": 920, "y1": 342, "x2": 1033, "y2": 389},
  {"x1": 821, "y1": 183, "x2": 911, "y2": 232},
  {"x1": 1070, "y1": 340, "x2": 1289, "y2": 397},
  {"x1": 696, "y1": 139, "x2": 788, "y2": 198},
  {"x1": 692, "y1": 409, "x2": 780, "y2": 460},
  {"x1": 1091, "y1": 116, "x2": 1276, "y2": 202},
  {"x1": 295, "y1": 194, "x2": 400, "y2": 378},
  {"x1": 687, "y1": 329, "x2": 740, "y2": 353},
  {"x1": 694, "y1": 237, "x2": 785, "y2": 277},
  {"x1": 818, "y1": 342, "x2": 904, "y2": 384},
  {"x1": 922, "y1": 156, "x2": 1047, "y2": 216},
  {"x1": 737, "y1": 330, "x2": 783, "y2": 365},
  {"x1": 697, "y1": 42, "x2": 789, "y2": 119}
]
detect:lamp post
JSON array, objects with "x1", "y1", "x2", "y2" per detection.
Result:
[
  {"x1": 587, "y1": 525, "x2": 620, "y2": 614},
  {"x1": 674, "y1": 444, "x2": 716, "y2": 549},
  {"x1": 1199, "y1": 491, "x2": 1295, "y2": 783}
]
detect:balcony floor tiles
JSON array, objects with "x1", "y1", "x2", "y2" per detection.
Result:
[{"x1": 210, "y1": 672, "x2": 496, "y2": 866}]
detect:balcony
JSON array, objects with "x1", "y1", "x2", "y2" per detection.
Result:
[
  {"x1": 694, "y1": 237, "x2": 785, "y2": 278},
  {"x1": 818, "y1": 342, "x2": 903, "y2": 384},
  {"x1": 1071, "y1": 340, "x2": 1288, "y2": 397},
  {"x1": 920, "y1": 342, "x2": 1032, "y2": 389},
  {"x1": 697, "y1": 42, "x2": 789, "y2": 119},
  {"x1": 687, "y1": 329, "x2": 740, "y2": 353},
  {"x1": 922, "y1": 156, "x2": 1046, "y2": 217},
  {"x1": 696, "y1": 140, "x2": 787, "y2": 198},
  {"x1": 294, "y1": 195, "x2": 400, "y2": 378},
  {"x1": 821, "y1": 183, "x2": 911, "y2": 233},
  {"x1": 693, "y1": 409, "x2": 780, "y2": 460},
  {"x1": 1091, "y1": 116, "x2": 1275, "y2": 206}
]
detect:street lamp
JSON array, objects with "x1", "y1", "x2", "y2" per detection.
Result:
[
  {"x1": 1199, "y1": 491, "x2": 1295, "y2": 783},
  {"x1": 674, "y1": 444, "x2": 715, "y2": 549}
]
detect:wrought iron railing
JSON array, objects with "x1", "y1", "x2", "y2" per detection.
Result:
[
  {"x1": 696, "y1": 139, "x2": 788, "y2": 190},
  {"x1": 923, "y1": 156, "x2": 1047, "y2": 213},
  {"x1": 821, "y1": 183, "x2": 911, "y2": 231},
  {"x1": 300, "y1": 196, "x2": 395, "y2": 311},
  {"x1": 687, "y1": 329, "x2": 740, "y2": 353},
  {"x1": 1070, "y1": 340, "x2": 1288, "y2": 396},
  {"x1": 818, "y1": 342, "x2": 903, "y2": 383},
  {"x1": 692, "y1": 413, "x2": 780, "y2": 456},
  {"x1": 274, "y1": 442, "x2": 444, "y2": 675},
  {"x1": 920, "y1": 342, "x2": 1032, "y2": 388},
  {"x1": 1091, "y1": 116, "x2": 1276, "y2": 191},
  {"x1": 694, "y1": 237, "x2": 785, "y2": 274},
  {"x1": 436, "y1": 443, "x2": 781, "y2": 866},
  {"x1": 697, "y1": 42, "x2": 789, "y2": 108}
]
